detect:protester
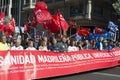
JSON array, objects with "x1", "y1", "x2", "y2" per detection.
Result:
[
  {"x1": 49, "y1": 37, "x2": 59, "y2": 52},
  {"x1": 34, "y1": 35, "x2": 40, "y2": 49},
  {"x1": 58, "y1": 35, "x2": 68, "y2": 52},
  {"x1": 68, "y1": 39, "x2": 79, "y2": 52},
  {"x1": 0, "y1": 35, "x2": 10, "y2": 50},
  {"x1": 76, "y1": 41, "x2": 83, "y2": 50},
  {"x1": 109, "y1": 40, "x2": 116, "y2": 49},
  {"x1": 82, "y1": 39, "x2": 91, "y2": 50},
  {"x1": 26, "y1": 40, "x2": 36, "y2": 50},
  {"x1": 90, "y1": 40, "x2": 97, "y2": 50},
  {"x1": 103, "y1": 40, "x2": 109, "y2": 50},
  {"x1": 96, "y1": 37, "x2": 103, "y2": 50},
  {"x1": 39, "y1": 40, "x2": 48, "y2": 51},
  {"x1": 11, "y1": 39, "x2": 24, "y2": 50}
]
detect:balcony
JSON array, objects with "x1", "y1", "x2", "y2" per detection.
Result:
[{"x1": 23, "y1": 0, "x2": 37, "y2": 10}]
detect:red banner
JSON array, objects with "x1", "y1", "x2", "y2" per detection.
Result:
[{"x1": 0, "y1": 48, "x2": 120, "y2": 80}]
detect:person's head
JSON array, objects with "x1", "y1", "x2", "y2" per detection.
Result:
[
  {"x1": 28, "y1": 40, "x2": 34, "y2": 47},
  {"x1": 16, "y1": 40, "x2": 21, "y2": 47},
  {"x1": 110, "y1": 40, "x2": 114, "y2": 45},
  {"x1": 91, "y1": 40, "x2": 96, "y2": 45},
  {"x1": 41, "y1": 40, "x2": 47, "y2": 46},
  {"x1": 103, "y1": 39, "x2": 108, "y2": 46},
  {"x1": 35, "y1": 35, "x2": 40, "y2": 42},
  {"x1": 84, "y1": 39, "x2": 89, "y2": 45},
  {"x1": 12, "y1": 36, "x2": 17, "y2": 43},
  {"x1": 70, "y1": 39, "x2": 76, "y2": 46},
  {"x1": 98, "y1": 37, "x2": 103, "y2": 42},
  {"x1": 1, "y1": 35, "x2": 7, "y2": 43},
  {"x1": 42, "y1": 36, "x2": 48, "y2": 42},
  {"x1": 62, "y1": 35, "x2": 67, "y2": 43},
  {"x1": 51, "y1": 38, "x2": 57, "y2": 45}
]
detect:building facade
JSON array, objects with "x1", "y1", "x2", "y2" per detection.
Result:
[
  {"x1": 0, "y1": 0, "x2": 119, "y2": 37},
  {"x1": 22, "y1": 0, "x2": 118, "y2": 26},
  {"x1": 0, "y1": 0, "x2": 12, "y2": 17}
]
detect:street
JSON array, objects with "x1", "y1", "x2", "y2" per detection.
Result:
[{"x1": 38, "y1": 66, "x2": 120, "y2": 80}]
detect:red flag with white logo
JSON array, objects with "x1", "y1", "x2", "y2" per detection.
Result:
[
  {"x1": 56, "y1": 10, "x2": 69, "y2": 31},
  {"x1": 34, "y1": 9, "x2": 52, "y2": 23}
]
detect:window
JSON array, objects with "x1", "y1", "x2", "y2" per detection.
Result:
[
  {"x1": 49, "y1": 9, "x2": 56, "y2": 15},
  {"x1": 26, "y1": 0, "x2": 30, "y2": 4},
  {"x1": 44, "y1": 0, "x2": 53, "y2": 3},
  {"x1": 93, "y1": 6, "x2": 103, "y2": 17},
  {"x1": 55, "y1": 0, "x2": 65, "y2": 2},
  {"x1": 70, "y1": 5, "x2": 83, "y2": 17}
]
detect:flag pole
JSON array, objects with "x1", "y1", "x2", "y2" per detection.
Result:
[
  {"x1": 1, "y1": 0, "x2": 3, "y2": 12},
  {"x1": 18, "y1": 0, "x2": 21, "y2": 39},
  {"x1": 3, "y1": 0, "x2": 6, "y2": 13}
]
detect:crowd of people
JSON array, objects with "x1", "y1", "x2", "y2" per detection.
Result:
[{"x1": 0, "y1": 33, "x2": 120, "y2": 52}]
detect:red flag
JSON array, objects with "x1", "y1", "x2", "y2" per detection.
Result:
[
  {"x1": 35, "y1": 1, "x2": 47, "y2": 10},
  {"x1": 56, "y1": 11, "x2": 69, "y2": 31},
  {"x1": 77, "y1": 27, "x2": 90, "y2": 37},
  {"x1": 4, "y1": 24, "x2": 12, "y2": 36},
  {"x1": 32, "y1": 16, "x2": 37, "y2": 28},
  {"x1": 42, "y1": 20, "x2": 51, "y2": 30},
  {"x1": 24, "y1": 24, "x2": 31, "y2": 33},
  {"x1": 34, "y1": 9, "x2": 52, "y2": 23},
  {"x1": 69, "y1": 19, "x2": 77, "y2": 28},
  {"x1": 42, "y1": 15, "x2": 60, "y2": 33},
  {"x1": 94, "y1": 27, "x2": 105, "y2": 34},
  {"x1": 9, "y1": 18, "x2": 15, "y2": 32},
  {"x1": 0, "y1": 12, "x2": 5, "y2": 31}
]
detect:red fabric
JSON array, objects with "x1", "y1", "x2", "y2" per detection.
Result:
[
  {"x1": 78, "y1": 27, "x2": 90, "y2": 37},
  {"x1": 24, "y1": 24, "x2": 31, "y2": 33},
  {"x1": 9, "y1": 18, "x2": 15, "y2": 32},
  {"x1": 69, "y1": 19, "x2": 77, "y2": 28},
  {"x1": 0, "y1": 12, "x2": 5, "y2": 31},
  {"x1": 34, "y1": 9, "x2": 52, "y2": 23},
  {"x1": 3, "y1": 18, "x2": 15, "y2": 36},
  {"x1": 0, "y1": 48, "x2": 120, "y2": 80},
  {"x1": 35, "y1": 1, "x2": 47, "y2": 10},
  {"x1": 56, "y1": 11, "x2": 69, "y2": 31},
  {"x1": 3, "y1": 24, "x2": 12, "y2": 36},
  {"x1": 32, "y1": 16, "x2": 37, "y2": 28},
  {"x1": 42, "y1": 20, "x2": 50, "y2": 30},
  {"x1": 42, "y1": 15, "x2": 60, "y2": 33},
  {"x1": 94, "y1": 27, "x2": 105, "y2": 34}
]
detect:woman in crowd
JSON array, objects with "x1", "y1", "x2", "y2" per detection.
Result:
[
  {"x1": 11, "y1": 39, "x2": 23, "y2": 50},
  {"x1": 82, "y1": 39, "x2": 91, "y2": 50},
  {"x1": 39, "y1": 40, "x2": 48, "y2": 51},
  {"x1": 90, "y1": 40, "x2": 97, "y2": 50},
  {"x1": 26, "y1": 40, "x2": 36, "y2": 50},
  {"x1": 76, "y1": 41, "x2": 83, "y2": 50},
  {"x1": 68, "y1": 39, "x2": 79, "y2": 52}
]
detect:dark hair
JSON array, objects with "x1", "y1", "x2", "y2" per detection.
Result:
[{"x1": 70, "y1": 39, "x2": 76, "y2": 46}]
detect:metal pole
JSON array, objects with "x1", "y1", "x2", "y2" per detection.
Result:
[
  {"x1": 18, "y1": 0, "x2": 21, "y2": 28},
  {"x1": 1, "y1": 0, "x2": 3, "y2": 12},
  {"x1": 3, "y1": 0, "x2": 6, "y2": 13},
  {"x1": 0, "y1": 0, "x2": 1, "y2": 12}
]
